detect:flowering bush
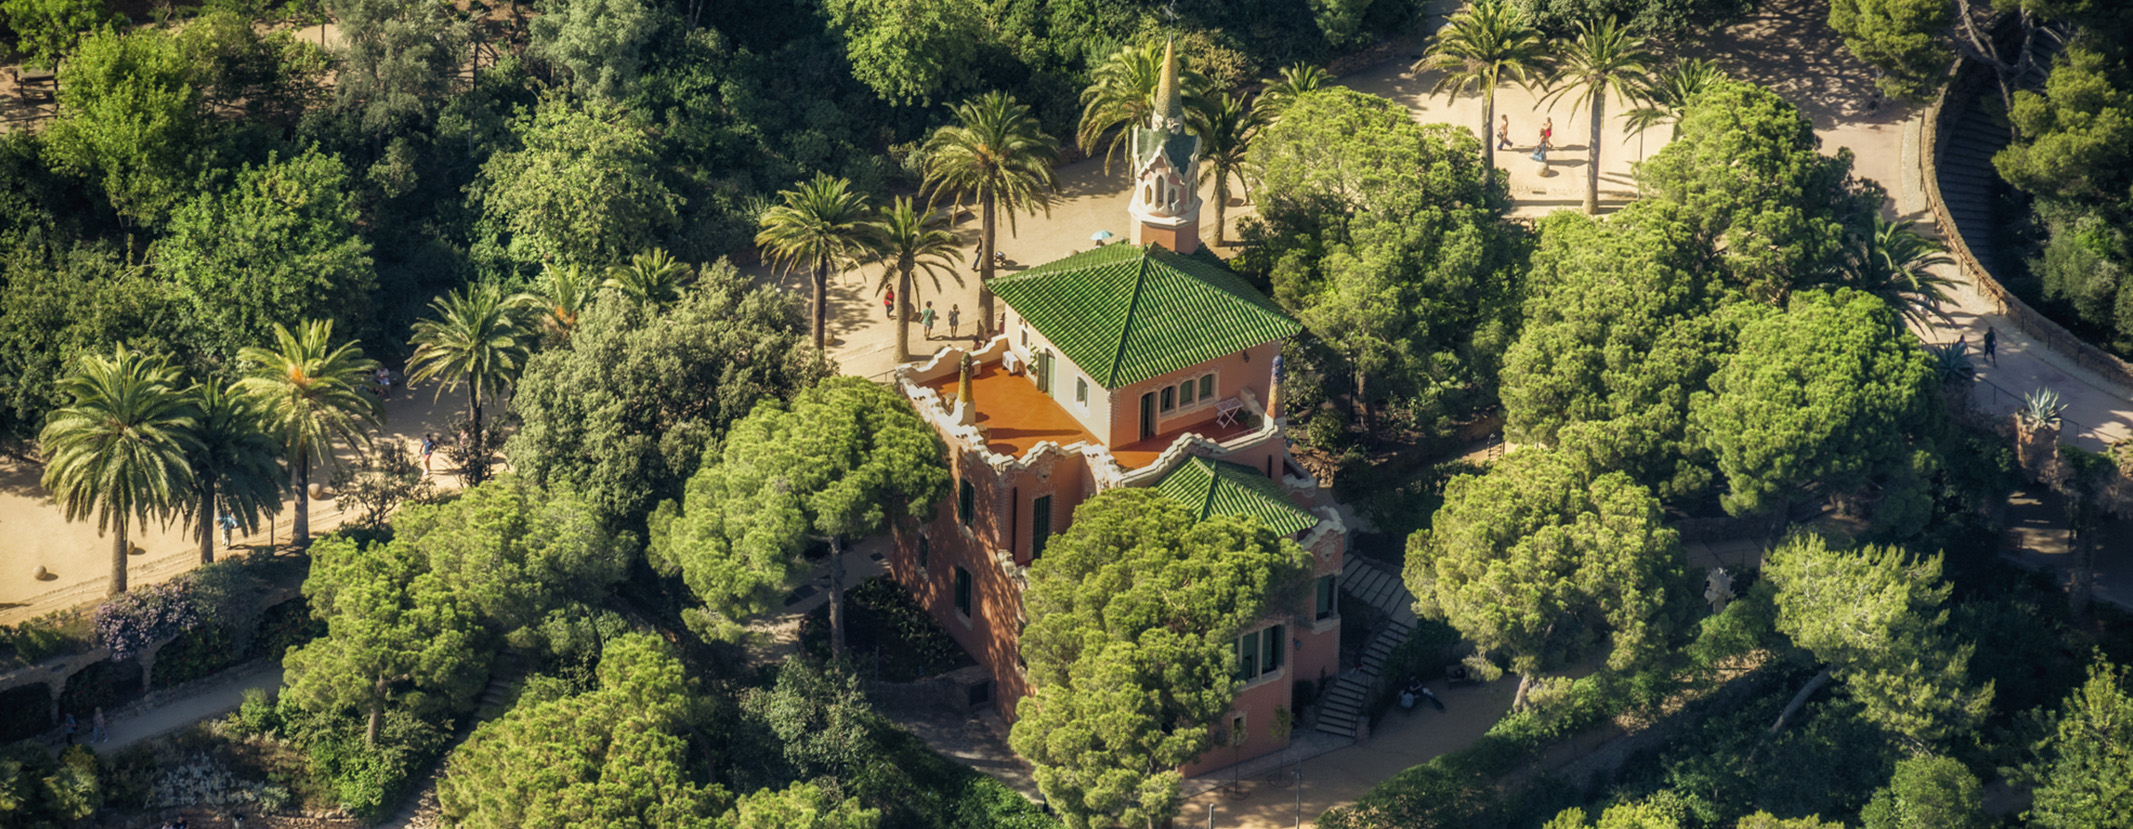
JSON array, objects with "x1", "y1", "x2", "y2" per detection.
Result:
[
  {"x1": 94, "y1": 581, "x2": 201, "y2": 662},
  {"x1": 150, "y1": 752, "x2": 269, "y2": 809}
]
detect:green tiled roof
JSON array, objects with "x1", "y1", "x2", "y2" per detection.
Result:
[
  {"x1": 1154, "y1": 457, "x2": 1317, "y2": 536},
  {"x1": 990, "y1": 244, "x2": 1301, "y2": 389}
]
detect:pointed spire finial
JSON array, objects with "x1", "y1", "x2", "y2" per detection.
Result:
[{"x1": 1154, "y1": 40, "x2": 1181, "y2": 129}]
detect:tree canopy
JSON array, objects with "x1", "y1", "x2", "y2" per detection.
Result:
[
  {"x1": 1403, "y1": 447, "x2": 1681, "y2": 708},
  {"x1": 528, "y1": 0, "x2": 659, "y2": 104},
  {"x1": 1011, "y1": 488, "x2": 1310, "y2": 829},
  {"x1": 823, "y1": 0, "x2": 981, "y2": 106},
  {"x1": 472, "y1": 98, "x2": 681, "y2": 271},
  {"x1": 2025, "y1": 657, "x2": 2133, "y2": 829}
]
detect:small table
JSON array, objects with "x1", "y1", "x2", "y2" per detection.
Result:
[
  {"x1": 1002, "y1": 351, "x2": 1023, "y2": 375},
  {"x1": 1214, "y1": 398, "x2": 1244, "y2": 427}
]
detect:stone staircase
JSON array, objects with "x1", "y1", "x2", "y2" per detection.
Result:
[
  {"x1": 376, "y1": 654, "x2": 525, "y2": 828},
  {"x1": 1934, "y1": 89, "x2": 2013, "y2": 278},
  {"x1": 1312, "y1": 557, "x2": 1420, "y2": 739}
]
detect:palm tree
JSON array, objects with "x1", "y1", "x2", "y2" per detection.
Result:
[
  {"x1": 39, "y1": 349, "x2": 200, "y2": 595},
  {"x1": 183, "y1": 382, "x2": 284, "y2": 564},
  {"x1": 603, "y1": 249, "x2": 694, "y2": 306},
  {"x1": 1189, "y1": 91, "x2": 1266, "y2": 248},
  {"x1": 518, "y1": 263, "x2": 601, "y2": 342},
  {"x1": 872, "y1": 197, "x2": 962, "y2": 361},
  {"x1": 923, "y1": 92, "x2": 1061, "y2": 337},
  {"x1": 1541, "y1": 17, "x2": 1657, "y2": 216},
  {"x1": 236, "y1": 321, "x2": 383, "y2": 548},
  {"x1": 1625, "y1": 58, "x2": 1727, "y2": 139},
  {"x1": 1255, "y1": 63, "x2": 1332, "y2": 120},
  {"x1": 1414, "y1": 0, "x2": 1552, "y2": 178},
  {"x1": 407, "y1": 282, "x2": 534, "y2": 485},
  {"x1": 1838, "y1": 216, "x2": 1960, "y2": 328},
  {"x1": 1077, "y1": 42, "x2": 1210, "y2": 174},
  {"x1": 757, "y1": 174, "x2": 882, "y2": 350}
]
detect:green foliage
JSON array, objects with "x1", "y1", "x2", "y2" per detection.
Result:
[
  {"x1": 528, "y1": 0, "x2": 659, "y2": 103},
  {"x1": 1500, "y1": 202, "x2": 1728, "y2": 500},
  {"x1": 2030, "y1": 207, "x2": 2133, "y2": 351},
  {"x1": 184, "y1": 381, "x2": 286, "y2": 559},
  {"x1": 1074, "y1": 41, "x2": 1209, "y2": 173},
  {"x1": 330, "y1": 440, "x2": 434, "y2": 530},
  {"x1": 2025, "y1": 657, "x2": 2133, "y2": 829},
  {"x1": 1541, "y1": 16, "x2": 1658, "y2": 216},
  {"x1": 1636, "y1": 79, "x2": 1881, "y2": 303},
  {"x1": 438, "y1": 633, "x2": 730, "y2": 828},
  {"x1": 1010, "y1": 488, "x2": 1311, "y2": 829},
  {"x1": 1764, "y1": 535, "x2": 1993, "y2": 748},
  {"x1": 1998, "y1": 43, "x2": 2133, "y2": 206},
  {"x1": 158, "y1": 147, "x2": 376, "y2": 365},
  {"x1": 508, "y1": 259, "x2": 830, "y2": 529},
  {"x1": 1859, "y1": 754, "x2": 1985, "y2": 829},
  {"x1": 235, "y1": 320, "x2": 383, "y2": 545},
  {"x1": 650, "y1": 377, "x2": 949, "y2": 635},
  {"x1": 1239, "y1": 86, "x2": 1521, "y2": 434},
  {"x1": 921, "y1": 90, "x2": 1062, "y2": 331},
  {"x1": 1414, "y1": 0, "x2": 1549, "y2": 176},
  {"x1": 406, "y1": 280, "x2": 536, "y2": 484},
  {"x1": 1691, "y1": 290, "x2": 1940, "y2": 520},
  {"x1": 0, "y1": 0, "x2": 110, "y2": 69},
  {"x1": 1827, "y1": 0, "x2": 1953, "y2": 100},
  {"x1": 824, "y1": 0, "x2": 982, "y2": 106},
  {"x1": 727, "y1": 781, "x2": 881, "y2": 829},
  {"x1": 39, "y1": 347, "x2": 200, "y2": 595},
  {"x1": 756, "y1": 173, "x2": 882, "y2": 349},
  {"x1": 176, "y1": 9, "x2": 329, "y2": 125},
  {"x1": 798, "y1": 577, "x2": 972, "y2": 681},
  {"x1": 1404, "y1": 447, "x2": 1683, "y2": 693},
  {"x1": 390, "y1": 476, "x2": 625, "y2": 638},
  {"x1": 329, "y1": 0, "x2": 468, "y2": 133},
  {"x1": 43, "y1": 27, "x2": 205, "y2": 226},
  {"x1": 283, "y1": 700, "x2": 452, "y2": 821},
  {"x1": 473, "y1": 97, "x2": 681, "y2": 271},
  {"x1": 1514, "y1": 0, "x2": 1752, "y2": 36},
  {"x1": 0, "y1": 238, "x2": 179, "y2": 444}
]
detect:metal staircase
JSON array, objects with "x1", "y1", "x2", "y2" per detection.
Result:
[{"x1": 1312, "y1": 557, "x2": 1421, "y2": 739}]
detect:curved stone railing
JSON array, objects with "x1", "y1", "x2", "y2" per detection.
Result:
[{"x1": 1922, "y1": 49, "x2": 2133, "y2": 392}]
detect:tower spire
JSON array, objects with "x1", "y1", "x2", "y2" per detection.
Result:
[{"x1": 1153, "y1": 40, "x2": 1181, "y2": 129}]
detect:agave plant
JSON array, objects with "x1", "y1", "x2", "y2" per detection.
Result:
[
  {"x1": 2022, "y1": 387, "x2": 2066, "y2": 428},
  {"x1": 1930, "y1": 341, "x2": 1973, "y2": 384}
]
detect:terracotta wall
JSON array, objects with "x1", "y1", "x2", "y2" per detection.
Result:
[{"x1": 1109, "y1": 340, "x2": 1281, "y2": 444}]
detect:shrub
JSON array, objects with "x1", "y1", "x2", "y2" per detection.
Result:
[
  {"x1": 151, "y1": 625, "x2": 237, "y2": 689},
  {"x1": 798, "y1": 577, "x2": 973, "y2": 681},
  {"x1": 94, "y1": 580, "x2": 199, "y2": 662},
  {"x1": 1, "y1": 610, "x2": 90, "y2": 666},
  {"x1": 247, "y1": 597, "x2": 325, "y2": 662},
  {"x1": 0, "y1": 682, "x2": 52, "y2": 741},
  {"x1": 230, "y1": 688, "x2": 282, "y2": 738},
  {"x1": 60, "y1": 658, "x2": 143, "y2": 716}
]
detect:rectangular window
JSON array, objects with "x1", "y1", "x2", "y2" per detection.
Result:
[
  {"x1": 954, "y1": 566, "x2": 973, "y2": 617},
  {"x1": 1161, "y1": 386, "x2": 1175, "y2": 412},
  {"x1": 1076, "y1": 378, "x2": 1087, "y2": 404},
  {"x1": 1200, "y1": 374, "x2": 1215, "y2": 399},
  {"x1": 918, "y1": 535, "x2": 931, "y2": 571},
  {"x1": 1316, "y1": 575, "x2": 1336, "y2": 620},
  {"x1": 1031, "y1": 495, "x2": 1052, "y2": 560},
  {"x1": 1235, "y1": 624, "x2": 1286, "y2": 681},
  {"x1": 1179, "y1": 381, "x2": 1194, "y2": 405},
  {"x1": 958, "y1": 479, "x2": 975, "y2": 526}
]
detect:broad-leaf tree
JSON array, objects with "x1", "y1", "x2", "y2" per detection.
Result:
[
  {"x1": 474, "y1": 99, "x2": 681, "y2": 271},
  {"x1": 408, "y1": 283, "x2": 534, "y2": 486},
  {"x1": 756, "y1": 174, "x2": 881, "y2": 350},
  {"x1": 285, "y1": 532, "x2": 484, "y2": 744},
  {"x1": 1540, "y1": 17, "x2": 1656, "y2": 216},
  {"x1": 437, "y1": 633, "x2": 726, "y2": 827},
  {"x1": 1404, "y1": 447, "x2": 1681, "y2": 709},
  {"x1": 329, "y1": 0, "x2": 468, "y2": 133},
  {"x1": 182, "y1": 382, "x2": 284, "y2": 564},
  {"x1": 1691, "y1": 289, "x2": 1940, "y2": 524},
  {"x1": 1413, "y1": 0, "x2": 1551, "y2": 176},
  {"x1": 823, "y1": 0, "x2": 980, "y2": 107},
  {"x1": 1860, "y1": 754, "x2": 1988, "y2": 829},
  {"x1": 871, "y1": 197, "x2": 961, "y2": 361},
  {"x1": 726, "y1": 782, "x2": 881, "y2": 829},
  {"x1": 157, "y1": 148, "x2": 376, "y2": 366},
  {"x1": 922, "y1": 91, "x2": 1062, "y2": 336},
  {"x1": 526, "y1": 0, "x2": 657, "y2": 104},
  {"x1": 1763, "y1": 535, "x2": 1993, "y2": 748},
  {"x1": 650, "y1": 377, "x2": 948, "y2": 650},
  {"x1": 1188, "y1": 91, "x2": 1266, "y2": 247},
  {"x1": 42, "y1": 28, "x2": 204, "y2": 226},
  {"x1": 39, "y1": 348, "x2": 199, "y2": 595},
  {"x1": 235, "y1": 320, "x2": 383, "y2": 547},
  {"x1": 509, "y1": 260, "x2": 830, "y2": 529},
  {"x1": 0, "y1": 0, "x2": 110, "y2": 69},
  {"x1": 1011, "y1": 488, "x2": 1310, "y2": 829},
  {"x1": 391, "y1": 477, "x2": 624, "y2": 639},
  {"x1": 1826, "y1": 0, "x2": 1952, "y2": 101}
]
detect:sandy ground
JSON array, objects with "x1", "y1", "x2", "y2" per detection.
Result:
[{"x1": 0, "y1": 386, "x2": 470, "y2": 625}]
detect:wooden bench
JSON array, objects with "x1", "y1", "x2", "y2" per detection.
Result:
[{"x1": 12, "y1": 68, "x2": 56, "y2": 104}]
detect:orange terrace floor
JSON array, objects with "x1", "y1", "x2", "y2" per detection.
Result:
[{"x1": 921, "y1": 361, "x2": 1255, "y2": 468}]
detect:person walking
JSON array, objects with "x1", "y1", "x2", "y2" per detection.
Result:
[
  {"x1": 883, "y1": 288, "x2": 896, "y2": 320},
  {"x1": 218, "y1": 512, "x2": 238, "y2": 548},
  {"x1": 62, "y1": 712, "x2": 76, "y2": 745},
  {"x1": 91, "y1": 707, "x2": 107, "y2": 743},
  {"x1": 1984, "y1": 326, "x2": 1998, "y2": 366},
  {"x1": 920, "y1": 301, "x2": 937, "y2": 340},
  {"x1": 1540, "y1": 117, "x2": 1554, "y2": 150},
  {"x1": 947, "y1": 305, "x2": 961, "y2": 338},
  {"x1": 1497, "y1": 114, "x2": 1512, "y2": 150},
  {"x1": 421, "y1": 433, "x2": 436, "y2": 473}
]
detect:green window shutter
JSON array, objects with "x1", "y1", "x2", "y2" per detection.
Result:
[
  {"x1": 954, "y1": 566, "x2": 972, "y2": 616},
  {"x1": 958, "y1": 479, "x2": 974, "y2": 526},
  {"x1": 1316, "y1": 575, "x2": 1335, "y2": 620},
  {"x1": 1267, "y1": 624, "x2": 1284, "y2": 671},
  {"x1": 1031, "y1": 495, "x2": 1052, "y2": 559}
]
